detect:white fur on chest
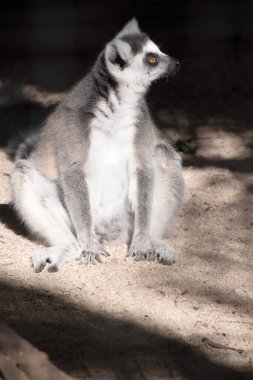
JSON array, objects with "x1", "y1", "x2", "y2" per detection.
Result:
[{"x1": 85, "y1": 93, "x2": 137, "y2": 224}]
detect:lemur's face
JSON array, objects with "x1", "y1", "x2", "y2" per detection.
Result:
[{"x1": 105, "y1": 19, "x2": 179, "y2": 90}]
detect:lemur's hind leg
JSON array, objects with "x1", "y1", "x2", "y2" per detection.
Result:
[
  {"x1": 10, "y1": 159, "x2": 82, "y2": 272},
  {"x1": 149, "y1": 143, "x2": 184, "y2": 265}
]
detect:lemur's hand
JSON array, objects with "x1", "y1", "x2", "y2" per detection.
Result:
[
  {"x1": 127, "y1": 236, "x2": 176, "y2": 265},
  {"x1": 81, "y1": 237, "x2": 109, "y2": 264},
  {"x1": 127, "y1": 235, "x2": 156, "y2": 262}
]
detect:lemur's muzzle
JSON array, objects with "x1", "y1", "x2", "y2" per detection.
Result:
[{"x1": 167, "y1": 57, "x2": 181, "y2": 75}]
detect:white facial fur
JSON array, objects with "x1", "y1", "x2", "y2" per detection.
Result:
[{"x1": 105, "y1": 19, "x2": 171, "y2": 92}]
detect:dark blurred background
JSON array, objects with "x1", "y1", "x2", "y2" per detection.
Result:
[{"x1": 0, "y1": 0, "x2": 252, "y2": 148}]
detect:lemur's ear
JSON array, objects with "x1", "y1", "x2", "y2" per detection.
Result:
[
  {"x1": 106, "y1": 39, "x2": 132, "y2": 69},
  {"x1": 117, "y1": 18, "x2": 141, "y2": 38},
  {"x1": 105, "y1": 19, "x2": 139, "y2": 70}
]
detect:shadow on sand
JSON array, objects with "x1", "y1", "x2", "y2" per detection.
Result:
[{"x1": 0, "y1": 280, "x2": 251, "y2": 380}]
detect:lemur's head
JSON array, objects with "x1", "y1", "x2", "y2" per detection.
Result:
[{"x1": 105, "y1": 18, "x2": 179, "y2": 90}]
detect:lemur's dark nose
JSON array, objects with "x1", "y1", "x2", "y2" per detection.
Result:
[{"x1": 166, "y1": 57, "x2": 180, "y2": 75}]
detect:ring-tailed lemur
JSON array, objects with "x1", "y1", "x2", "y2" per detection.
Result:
[{"x1": 10, "y1": 19, "x2": 184, "y2": 272}]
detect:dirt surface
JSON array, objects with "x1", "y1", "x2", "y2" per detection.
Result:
[{"x1": 0, "y1": 82, "x2": 253, "y2": 380}]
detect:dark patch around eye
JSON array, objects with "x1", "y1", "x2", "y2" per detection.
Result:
[
  {"x1": 120, "y1": 33, "x2": 148, "y2": 54},
  {"x1": 145, "y1": 53, "x2": 160, "y2": 66}
]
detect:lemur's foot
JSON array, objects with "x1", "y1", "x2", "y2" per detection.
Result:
[
  {"x1": 127, "y1": 238, "x2": 175, "y2": 266},
  {"x1": 32, "y1": 244, "x2": 82, "y2": 273},
  {"x1": 31, "y1": 247, "x2": 63, "y2": 273}
]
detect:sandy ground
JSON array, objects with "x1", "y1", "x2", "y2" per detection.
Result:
[{"x1": 0, "y1": 86, "x2": 253, "y2": 379}]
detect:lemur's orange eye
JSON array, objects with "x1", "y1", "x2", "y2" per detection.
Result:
[{"x1": 146, "y1": 53, "x2": 159, "y2": 66}]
